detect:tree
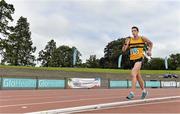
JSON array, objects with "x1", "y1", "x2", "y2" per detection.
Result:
[
  {"x1": 38, "y1": 39, "x2": 56, "y2": 67},
  {"x1": 0, "y1": 0, "x2": 15, "y2": 57},
  {"x1": 148, "y1": 58, "x2": 165, "y2": 70},
  {"x1": 168, "y1": 53, "x2": 180, "y2": 70},
  {"x1": 53, "y1": 45, "x2": 72, "y2": 67},
  {"x1": 99, "y1": 57, "x2": 106, "y2": 68},
  {"x1": 103, "y1": 37, "x2": 127, "y2": 68},
  {"x1": 52, "y1": 45, "x2": 82, "y2": 67},
  {"x1": 2, "y1": 16, "x2": 36, "y2": 66},
  {"x1": 86, "y1": 55, "x2": 100, "y2": 68},
  {"x1": 38, "y1": 41, "x2": 82, "y2": 67},
  {"x1": 141, "y1": 57, "x2": 149, "y2": 70},
  {"x1": 0, "y1": 0, "x2": 14, "y2": 36},
  {"x1": 121, "y1": 50, "x2": 130, "y2": 69}
]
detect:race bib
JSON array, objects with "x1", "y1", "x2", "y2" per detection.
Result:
[{"x1": 130, "y1": 48, "x2": 139, "y2": 55}]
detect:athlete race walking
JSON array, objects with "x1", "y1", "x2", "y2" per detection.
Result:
[{"x1": 122, "y1": 26, "x2": 153, "y2": 100}]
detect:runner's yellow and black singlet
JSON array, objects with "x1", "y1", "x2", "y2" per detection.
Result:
[{"x1": 129, "y1": 36, "x2": 145, "y2": 60}]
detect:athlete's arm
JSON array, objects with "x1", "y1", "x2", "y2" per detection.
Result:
[
  {"x1": 122, "y1": 38, "x2": 130, "y2": 53},
  {"x1": 142, "y1": 36, "x2": 153, "y2": 56}
]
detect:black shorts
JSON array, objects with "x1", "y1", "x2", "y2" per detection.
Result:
[{"x1": 130, "y1": 58, "x2": 144, "y2": 69}]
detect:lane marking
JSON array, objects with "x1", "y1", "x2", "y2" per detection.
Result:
[
  {"x1": 21, "y1": 106, "x2": 28, "y2": 109},
  {"x1": 0, "y1": 96, "x2": 126, "y2": 108},
  {"x1": 0, "y1": 89, "x2": 127, "y2": 99},
  {"x1": 0, "y1": 93, "x2": 127, "y2": 101},
  {"x1": 82, "y1": 99, "x2": 180, "y2": 113},
  {"x1": 25, "y1": 96, "x2": 180, "y2": 114},
  {"x1": 1, "y1": 93, "x2": 179, "y2": 108}
]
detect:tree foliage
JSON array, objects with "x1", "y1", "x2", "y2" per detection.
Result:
[{"x1": 2, "y1": 16, "x2": 36, "y2": 66}]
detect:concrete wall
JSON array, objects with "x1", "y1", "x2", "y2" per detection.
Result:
[{"x1": 0, "y1": 67, "x2": 179, "y2": 89}]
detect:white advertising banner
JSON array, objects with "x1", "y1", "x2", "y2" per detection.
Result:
[
  {"x1": 161, "y1": 81, "x2": 176, "y2": 87},
  {"x1": 68, "y1": 78, "x2": 101, "y2": 88}
]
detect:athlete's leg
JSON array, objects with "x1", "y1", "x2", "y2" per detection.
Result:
[
  {"x1": 131, "y1": 61, "x2": 142, "y2": 93},
  {"x1": 137, "y1": 70, "x2": 148, "y2": 99},
  {"x1": 137, "y1": 71, "x2": 145, "y2": 90},
  {"x1": 127, "y1": 62, "x2": 142, "y2": 99}
]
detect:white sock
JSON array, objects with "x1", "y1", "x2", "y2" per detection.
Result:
[
  {"x1": 130, "y1": 91, "x2": 134, "y2": 95},
  {"x1": 143, "y1": 89, "x2": 146, "y2": 93}
]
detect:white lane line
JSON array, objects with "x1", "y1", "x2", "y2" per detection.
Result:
[
  {"x1": 112, "y1": 99, "x2": 180, "y2": 108},
  {"x1": 0, "y1": 93, "x2": 127, "y2": 101},
  {"x1": 0, "y1": 92, "x2": 179, "y2": 108},
  {"x1": 1, "y1": 89, "x2": 179, "y2": 99},
  {"x1": 0, "y1": 90, "x2": 125, "y2": 99},
  {"x1": 0, "y1": 96, "x2": 125, "y2": 108},
  {"x1": 82, "y1": 99, "x2": 180, "y2": 112},
  {"x1": 25, "y1": 96, "x2": 180, "y2": 114},
  {"x1": 21, "y1": 106, "x2": 28, "y2": 109},
  {"x1": 1, "y1": 89, "x2": 178, "y2": 101},
  {"x1": 0, "y1": 89, "x2": 81, "y2": 98}
]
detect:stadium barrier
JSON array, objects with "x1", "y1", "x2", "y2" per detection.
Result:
[
  {"x1": 0, "y1": 76, "x2": 65, "y2": 89},
  {"x1": 0, "y1": 76, "x2": 179, "y2": 89},
  {"x1": 109, "y1": 80, "x2": 180, "y2": 88}
]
